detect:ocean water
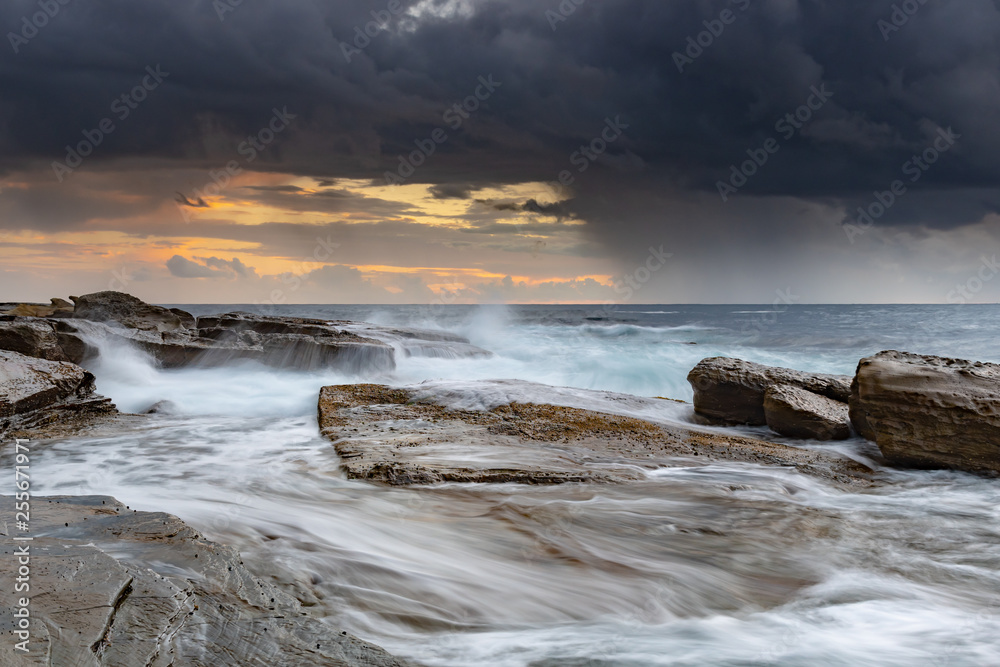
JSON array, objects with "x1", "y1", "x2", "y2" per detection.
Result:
[{"x1": 12, "y1": 305, "x2": 1000, "y2": 665}]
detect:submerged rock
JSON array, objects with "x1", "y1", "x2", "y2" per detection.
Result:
[
  {"x1": 687, "y1": 357, "x2": 851, "y2": 426},
  {"x1": 0, "y1": 496, "x2": 416, "y2": 667},
  {"x1": 142, "y1": 399, "x2": 179, "y2": 414},
  {"x1": 764, "y1": 384, "x2": 851, "y2": 441},
  {"x1": 0, "y1": 349, "x2": 117, "y2": 437},
  {"x1": 852, "y1": 350, "x2": 1000, "y2": 474},
  {"x1": 318, "y1": 383, "x2": 874, "y2": 487}
]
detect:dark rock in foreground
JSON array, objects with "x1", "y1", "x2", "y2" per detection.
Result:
[
  {"x1": 852, "y1": 350, "x2": 1000, "y2": 474},
  {"x1": 764, "y1": 384, "x2": 851, "y2": 441},
  {"x1": 318, "y1": 384, "x2": 874, "y2": 487},
  {"x1": 0, "y1": 496, "x2": 415, "y2": 667},
  {"x1": 687, "y1": 357, "x2": 851, "y2": 426},
  {"x1": 0, "y1": 350, "x2": 116, "y2": 437}
]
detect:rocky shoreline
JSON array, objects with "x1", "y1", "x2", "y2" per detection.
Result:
[{"x1": 2, "y1": 291, "x2": 999, "y2": 664}]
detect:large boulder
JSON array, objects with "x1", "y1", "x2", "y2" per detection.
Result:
[
  {"x1": 687, "y1": 357, "x2": 851, "y2": 425},
  {"x1": 852, "y1": 350, "x2": 1000, "y2": 474},
  {"x1": 764, "y1": 384, "x2": 851, "y2": 441},
  {"x1": 71, "y1": 291, "x2": 193, "y2": 332}
]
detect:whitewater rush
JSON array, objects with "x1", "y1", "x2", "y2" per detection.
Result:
[{"x1": 12, "y1": 438, "x2": 32, "y2": 653}]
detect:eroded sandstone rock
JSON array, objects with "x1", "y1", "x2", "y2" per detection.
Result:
[
  {"x1": 0, "y1": 318, "x2": 86, "y2": 363},
  {"x1": 687, "y1": 357, "x2": 851, "y2": 425},
  {"x1": 71, "y1": 291, "x2": 191, "y2": 332},
  {"x1": 764, "y1": 384, "x2": 851, "y2": 441},
  {"x1": 0, "y1": 350, "x2": 117, "y2": 437},
  {"x1": 853, "y1": 350, "x2": 1000, "y2": 474},
  {"x1": 318, "y1": 383, "x2": 874, "y2": 487}
]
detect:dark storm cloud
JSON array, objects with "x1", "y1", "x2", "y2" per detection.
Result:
[
  {"x1": 2, "y1": 0, "x2": 999, "y2": 247},
  {"x1": 429, "y1": 183, "x2": 477, "y2": 199}
]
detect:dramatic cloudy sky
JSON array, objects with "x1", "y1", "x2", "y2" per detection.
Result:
[{"x1": 1, "y1": 0, "x2": 998, "y2": 304}]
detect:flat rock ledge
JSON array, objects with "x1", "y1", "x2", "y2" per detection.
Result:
[
  {"x1": 0, "y1": 496, "x2": 415, "y2": 667},
  {"x1": 318, "y1": 384, "x2": 875, "y2": 488}
]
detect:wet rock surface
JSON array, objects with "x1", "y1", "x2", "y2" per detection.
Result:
[
  {"x1": 852, "y1": 350, "x2": 1000, "y2": 474},
  {"x1": 688, "y1": 357, "x2": 851, "y2": 426},
  {"x1": 318, "y1": 384, "x2": 875, "y2": 488},
  {"x1": 0, "y1": 496, "x2": 417, "y2": 667},
  {"x1": 764, "y1": 384, "x2": 852, "y2": 441},
  {"x1": 0, "y1": 350, "x2": 117, "y2": 438}
]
